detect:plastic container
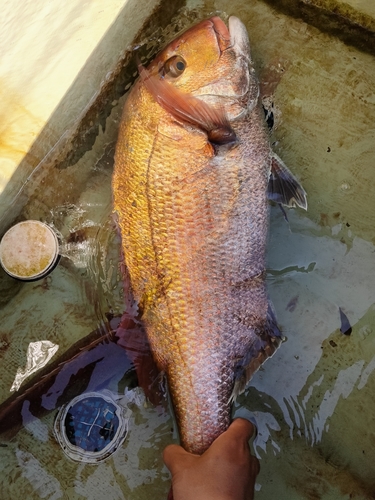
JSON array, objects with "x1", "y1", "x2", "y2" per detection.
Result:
[{"x1": 0, "y1": 220, "x2": 59, "y2": 281}]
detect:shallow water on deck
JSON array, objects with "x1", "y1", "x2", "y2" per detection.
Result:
[{"x1": 0, "y1": 1, "x2": 374, "y2": 499}]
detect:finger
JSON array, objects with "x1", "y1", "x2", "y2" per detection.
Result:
[
  {"x1": 253, "y1": 455, "x2": 261, "y2": 475},
  {"x1": 204, "y1": 418, "x2": 256, "y2": 464},
  {"x1": 163, "y1": 444, "x2": 198, "y2": 473},
  {"x1": 167, "y1": 486, "x2": 174, "y2": 500},
  {"x1": 226, "y1": 418, "x2": 255, "y2": 442}
]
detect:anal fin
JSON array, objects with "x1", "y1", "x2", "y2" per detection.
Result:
[
  {"x1": 268, "y1": 153, "x2": 307, "y2": 210},
  {"x1": 230, "y1": 302, "x2": 283, "y2": 402}
]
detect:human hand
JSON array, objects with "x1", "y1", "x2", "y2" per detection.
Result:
[{"x1": 163, "y1": 418, "x2": 260, "y2": 500}]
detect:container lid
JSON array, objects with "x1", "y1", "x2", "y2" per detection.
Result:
[
  {"x1": 0, "y1": 220, "x2": 59, "y2": 280},
  {"x1": 54, "y1": 392, "x2": 129, "y2": 463}
]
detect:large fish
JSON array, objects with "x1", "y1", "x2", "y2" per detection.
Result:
[{"x1": 113, "y1": 16, "x2": 306, "y2": 454}]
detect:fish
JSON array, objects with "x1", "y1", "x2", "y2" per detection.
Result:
[{"x1": 112, "y1": 15, "x2": 307, "y2": 454}]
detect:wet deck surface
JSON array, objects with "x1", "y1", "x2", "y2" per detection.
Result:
[{"x1": 0, "y1": 0, "x2": 374, "y2": 498}]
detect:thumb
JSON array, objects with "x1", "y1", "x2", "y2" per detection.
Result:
[
  {"x1": 227, "y1": 418, "x2": 256, "y2": 442},
  {"x1": 163, "y1": 444, "x2": 199, "y2": 474}
]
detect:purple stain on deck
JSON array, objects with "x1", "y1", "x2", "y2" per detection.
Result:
[
  {"x1": 339, "y1": 307, "x2": 352, "y2": 335},
  {"x1": 286, "y1": 295, "x2": 299, "y2": 312}
]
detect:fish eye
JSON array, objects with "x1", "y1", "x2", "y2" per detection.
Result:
[{"x1": 163, "y1": 55, "x2": 186, "y2": 78}]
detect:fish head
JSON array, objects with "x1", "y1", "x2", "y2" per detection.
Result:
[{"x1": 140, "y1": 16, "x2": 259, "y2": 140}]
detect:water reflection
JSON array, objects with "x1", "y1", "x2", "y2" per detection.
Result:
[{"x1": 236, "y1": 208, "x2": 375, "y2": 496}]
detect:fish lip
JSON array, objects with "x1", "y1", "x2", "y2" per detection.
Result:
[
  {"x1": 228, "y1": 16, "x2": 251, "y2": 61},
  {"x1": 209, "y1": 16, "x2": 231, "y2": 51}
]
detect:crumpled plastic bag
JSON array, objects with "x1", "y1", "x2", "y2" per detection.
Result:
[{"x1": 10, "y1": 341, "x2": 59, "y2": 392}]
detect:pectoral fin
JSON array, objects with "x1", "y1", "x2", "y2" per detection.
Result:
[
  {"x1": 267, "y1": 153, "x2": 307, "y2": 210},
  {"x1": 230, "y1": 303, "x2": 283, "y2": 402}
]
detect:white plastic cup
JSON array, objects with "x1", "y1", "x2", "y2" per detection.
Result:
[{"x1": 0, "y1": 220, "x2": 60, "y2": 281}]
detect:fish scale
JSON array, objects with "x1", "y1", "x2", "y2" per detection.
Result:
[{"x1": 113, "y1": 16, "x2": 306, "y2": 454}]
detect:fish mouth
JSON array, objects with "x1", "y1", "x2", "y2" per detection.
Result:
[
  {"x1": 200, "y1": 16, "x2": 254, "y2": 116},
  {"x1": 210, "y1": 16, "x2": 251, "y2": 60},
  {"x1": 228, "y1": 16, "x2": 251, "y2": 60},
  {"x1": 210, "y1": 16, "x2": 231, "y2": 51}
]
